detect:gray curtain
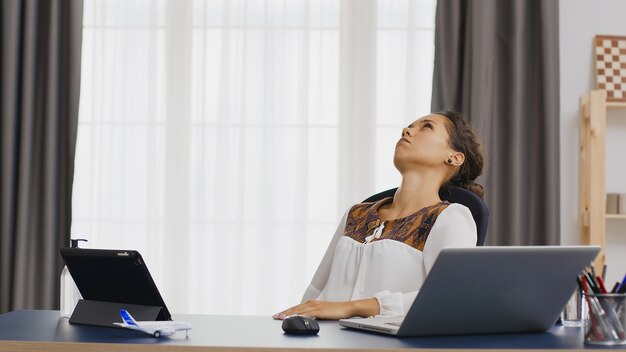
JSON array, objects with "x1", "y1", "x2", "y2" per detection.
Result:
[
  {"x1": 431, "y1": 0, "x2": 560, "y2": 245},
  {"x1": 1, "y1": 0, "x2": 83, "y2": 313}
]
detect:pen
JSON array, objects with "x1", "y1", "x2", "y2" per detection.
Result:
[
  {"x1": 596, "y1": 276, "x2": 608, "y2": 294},
  {"x1": 602, "y1": 264, "x2": 607, "y2": 282},
  {"x1": 595, "y1": 276, "x2": 626, "y2": 339},
  {"x1": 584, "y1": 272, "x2": 600, "y2": 293},
  {"x1": 576, "y1": 276, "x2": 585, "y2": 294},
  {"x1": 611, "y1": 282, "x2": 620, "y2": 294},
  {"x1": 581, "y1": 279, "x2": 605, "y2": 341},
  {"x1": 590, "y1": 265, "x2": 598, "y2": 281},
  {"x1": 598, "y1": 293, "x2": 626, "y2": 340},
  {"x1": 590, "y1": 273, "x2": 601, "y2": 292},
  {"x1": 617, "y1": 274, "x2": 626, "y2": 294}
]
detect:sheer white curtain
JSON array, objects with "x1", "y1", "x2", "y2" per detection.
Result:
[{"x1": 73, "y1": 0, "x2": 436, "y2": 315}]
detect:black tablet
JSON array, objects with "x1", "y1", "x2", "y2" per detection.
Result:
[{"x1": 60, "y1": 248, "x2": 171, "y2": 321}]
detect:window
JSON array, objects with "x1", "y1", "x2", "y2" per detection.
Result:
[{"x1": 73, "y1": 0, "x2": 436, "y2": 315}]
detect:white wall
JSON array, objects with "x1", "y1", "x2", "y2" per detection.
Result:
[{"x1": 560, "y1": 0, "x2": 626, "y2": 286}]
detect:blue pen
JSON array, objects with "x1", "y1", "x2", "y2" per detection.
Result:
[{"x1": 618, "y1": 274, "x2": 626, "y2": 294}]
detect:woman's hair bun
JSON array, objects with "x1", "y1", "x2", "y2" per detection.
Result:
[
  {"x1": 434, "y1": 109, "x2": 485, "y2": 200},
  {"x1": 463, "y1": 181, "x2": 484, "y2": 199}
]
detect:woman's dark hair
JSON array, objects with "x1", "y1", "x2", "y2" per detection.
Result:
[{"x1": 435, "y1": 109, "x2": 485, "y2": 199}]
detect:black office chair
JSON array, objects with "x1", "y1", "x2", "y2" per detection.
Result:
[{"x1": 362, "y1": 186, "x2": 489, "y2": 246}]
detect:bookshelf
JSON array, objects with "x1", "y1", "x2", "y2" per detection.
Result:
[{"x1": 579, "y1": 90, "x2": 626, "y2": 272}]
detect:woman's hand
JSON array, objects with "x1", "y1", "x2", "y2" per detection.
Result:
[{"x1": 272, "y1": 298, "x2": 380, "y2": 320}]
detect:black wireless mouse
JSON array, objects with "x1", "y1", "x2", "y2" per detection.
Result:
[{"x1": 281, "y1": 315, "x2": 319, "y2": 335}]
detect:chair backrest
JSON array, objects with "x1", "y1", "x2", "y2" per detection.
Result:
[{"x1": 362, "y1": 187, "x2": 489, "y2": 246}]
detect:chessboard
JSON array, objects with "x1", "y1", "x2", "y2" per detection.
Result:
[{"x1": 595, "y1": 35, "x2": 626, "y2": 102}]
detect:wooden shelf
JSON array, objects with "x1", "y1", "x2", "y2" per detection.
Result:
[
  {"x1": 607, "y1": 101, "x2": 626, "y2": 108},
  {"x1": 580, "y1": 91, "x2": 626, "y2": 271},
  {"x1": 579, "y1": 90, "x2": 607, "y2": 272},
  {"x1": 606, "y1": 214, "x2": 626, "y2": 219}
]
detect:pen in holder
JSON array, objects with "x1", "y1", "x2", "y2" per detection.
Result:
[{"x1": 583, "y1": 293, "x2": 626, "y2": 345}]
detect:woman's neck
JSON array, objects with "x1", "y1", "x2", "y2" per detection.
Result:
[{"x1": 379, "y1": 171, "x2": 443, "y2": 221}]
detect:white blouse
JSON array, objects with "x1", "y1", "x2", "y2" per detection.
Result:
[{"x1": 301, "y1": 203, "x2": 477, "y2": 317}]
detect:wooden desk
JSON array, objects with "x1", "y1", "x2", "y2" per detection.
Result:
[{"x1": 0, "y1": 310, "x2": 615, "y2": 351}]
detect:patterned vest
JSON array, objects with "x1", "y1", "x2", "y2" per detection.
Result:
[{"x1": 343, "y1": 197, "x2": 449, "y2": 252}]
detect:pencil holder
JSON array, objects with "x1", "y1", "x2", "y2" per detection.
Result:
[{"x1": 583, "y1": 293, "x2": 626, "y2": 345}]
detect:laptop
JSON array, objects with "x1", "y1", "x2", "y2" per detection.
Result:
[
  {"x1": 60, "y1": 248, "x2": 172, "y2": 323},
  {"x1": 339, "y1": 245, "x2": 600, "y2": 336}
]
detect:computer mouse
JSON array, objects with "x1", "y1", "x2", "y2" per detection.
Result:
[{"x1": 281, "y1": 315, "x2": 319, "y2": 335}]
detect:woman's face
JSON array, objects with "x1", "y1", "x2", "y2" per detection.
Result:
[{"x1": 393, "y1": 114, "x2": 455, "y2": 173}]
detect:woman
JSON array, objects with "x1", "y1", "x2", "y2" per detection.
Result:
[{"x1": 273, "y1": 110, "x2": 484, "y2": 320}]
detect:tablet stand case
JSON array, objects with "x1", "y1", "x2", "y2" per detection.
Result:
[{"x1": 69, "y1": 299, "x2": 166, "y2": 328}]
